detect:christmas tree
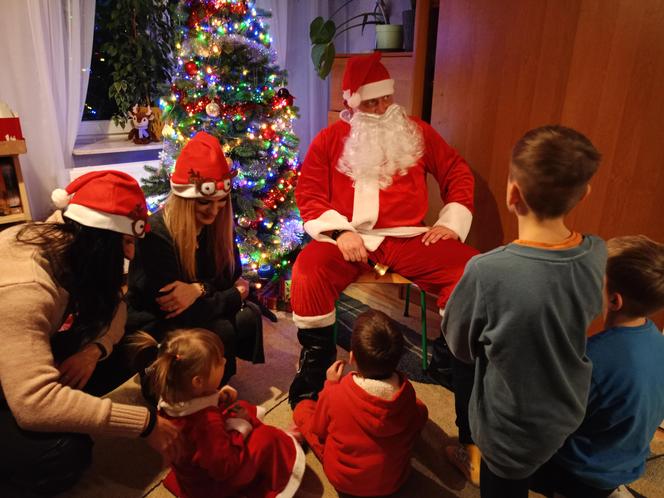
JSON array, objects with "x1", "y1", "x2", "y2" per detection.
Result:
[{"x1": 143, "y1": 0, "x2": 303, "y2": 300}]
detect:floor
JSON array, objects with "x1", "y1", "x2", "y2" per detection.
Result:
[{"x1": 67, "y1": 283, "x2": 664, "y2": 498}]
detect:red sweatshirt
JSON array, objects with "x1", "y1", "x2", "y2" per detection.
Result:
[{"x1": 311, "y1": 373, "x2": 428, "y2": 496}]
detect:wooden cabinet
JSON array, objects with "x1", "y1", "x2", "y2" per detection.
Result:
[
  {"x1": 0, "y1": 140, "x2": 31, "y2": 225},
  {"x1": 327, "y1": 0, "x2": 432, "y2": 125}
]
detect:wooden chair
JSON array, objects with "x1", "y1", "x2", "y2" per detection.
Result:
[{"x1": 334, "y1": 270, "x2": 429, "y2": 370}]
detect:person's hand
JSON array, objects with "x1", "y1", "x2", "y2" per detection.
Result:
[
  {"x1": 326, "y1": 359, "x2": 346, "y2": 382},
  {"x1": 234, "y1": 278, "x2": 250, "y2": 300},
  {"x1": 219, "y1": 386, "x2": 238, "y2": 407},
  {"x1": 156, "y1": 281, "x2": 201, "y2": 318},
  {"x1": 227, "y1": 403, "x2": 251, "y2": 421},
  {"x1": 145, "y1": 415, "x2": 183, "y2": 465},
  {"x1": 58, "y1": 344, "x2": 101, "y2": 390},
  {"x1": 421, "y1": 225, "x2": 459, "y2": 246},
  {"x1": 335, "y1": 231, "x2": 368, "y2": 263}
]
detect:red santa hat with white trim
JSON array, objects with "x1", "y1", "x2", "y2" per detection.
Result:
[
  {"x1": 51, "y1": 170, "x2": 149, "y2": 237},
  {"x1": 170, "y1": 131, "x2": 236, "y2": 199},
  {"x1": 342, "y1": 51, "x2": 394, "y2": 109}
]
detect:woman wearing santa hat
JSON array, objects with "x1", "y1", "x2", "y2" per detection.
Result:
[
  {"x1": 0, "y1": 171, "x2": 182, "y2": 496},
  {"x1": 126, "y1": 131, "x2": 264, "y2": 391}
]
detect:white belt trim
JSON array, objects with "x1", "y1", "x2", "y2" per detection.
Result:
[{"x1": 292, "y1": 309, "x2": 336, "y2": 329}]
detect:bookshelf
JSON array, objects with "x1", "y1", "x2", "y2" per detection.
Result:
[{"x1": 0, "y1": 139, "x2": 31, "y2": 225}]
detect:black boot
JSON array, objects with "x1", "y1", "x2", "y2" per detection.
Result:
[
  {"x1": 425, "y1": 334, "x2": 455, "y2": 390},
  {"x1": 288, "y1": 325, "x2": 336, "y2": 409}
]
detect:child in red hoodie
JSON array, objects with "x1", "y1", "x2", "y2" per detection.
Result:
[{"x1": 293, "y1": 309, "x2": 429, "y2": 496}]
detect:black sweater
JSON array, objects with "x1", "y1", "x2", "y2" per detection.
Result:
[{"x1": 126, "y1": 210, "x2": 243, "y2": 331}]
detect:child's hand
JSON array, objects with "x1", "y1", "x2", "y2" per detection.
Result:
[
  {"x1": 326, "y1": 359, "x2": 346, "y2": 382},
  {"x1": 219, "y1": 385, "x2": 238, "y2": 406},
  {"x1": 227, "y1": 403, "x2": 251, "y2": 421}
]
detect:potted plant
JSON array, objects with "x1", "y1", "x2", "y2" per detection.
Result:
[
  {"x1": 101, "y1": 0, "x2": 177, "y2": 133},
  {"x1": 310, "y1": 0, "x2": 402, "y2": 79}
]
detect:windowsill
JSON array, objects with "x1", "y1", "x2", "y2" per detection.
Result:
[{"x1": 73, "y1": 134, "x2": 163, "y2": 156}]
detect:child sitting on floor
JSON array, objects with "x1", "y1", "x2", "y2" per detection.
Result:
[
  {"x1": 293, "y1": 309, "x2": 428, "y2": 497},
  {"x1": 531, "y1": 235, "x2": 664, "y2": 498},
  {"x1": 131, "y1": 328, "x2": 305, "y2": 498}
]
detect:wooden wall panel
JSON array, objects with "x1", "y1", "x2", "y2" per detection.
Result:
[{"x1": 429, "y1": 0, "x2": 664, "y2": 326}]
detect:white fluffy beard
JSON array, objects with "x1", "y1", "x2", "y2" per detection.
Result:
[{"x1": 338, "y1": 104, "x2": 425, "y2": 189}]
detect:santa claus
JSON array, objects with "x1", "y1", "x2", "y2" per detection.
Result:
[{"x1": 289, "y1": 52, "x2": 479, "y2": 407}]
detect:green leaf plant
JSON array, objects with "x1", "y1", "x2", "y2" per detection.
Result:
[
  {"x1": 310, "y1": 0, "x2": 389, "y2": 79},
  {"x1": 101, "y1": 0, "x2": 178, "y2": 127}
]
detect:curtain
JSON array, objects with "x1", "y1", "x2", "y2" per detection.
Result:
[
  {"x1": 257, "y1": 0, "x2": 330, "y2": 157},
  {"x1": 0, "y1": 0, "x2": 94, "y2": 220}
]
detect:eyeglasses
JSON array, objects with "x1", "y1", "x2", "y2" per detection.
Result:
[{"x1": 360, "y1": 95, "x2": 392, "y2": 110}]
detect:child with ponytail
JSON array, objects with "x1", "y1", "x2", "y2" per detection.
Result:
[{"x1": 130, "y1": 328, "x2": 304, "y2": 498}]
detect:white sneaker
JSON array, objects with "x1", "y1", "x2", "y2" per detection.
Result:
[{"x1": 609, "y1": 485, "x2": 634, "y2": 498}]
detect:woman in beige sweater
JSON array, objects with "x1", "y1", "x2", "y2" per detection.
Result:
[{"x1": 0, "y1": 171, "x2": 181, "y2": 496}]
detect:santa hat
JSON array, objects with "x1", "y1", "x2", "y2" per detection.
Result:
[
  {"x1": 51, "y1": 171, "x2": 149, "y2": 237},
  {"x1": 170, "y1": 131, "x2": 236, "y2": 199},
  {"x1": 342, "y1": 52, "x2": 394, "y2": 109}
]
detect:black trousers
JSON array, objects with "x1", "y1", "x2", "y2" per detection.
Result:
[
  {"x1": 479, "y1": 457, "x2": 616, "y2": 498},
  {"x1": 530, "y1": 459, "x2": 616, "y2": 498},
  {"x1": 0, "y1": 400, "x2": 92, "y2": 497},
  {"x1": 452, "y1": 356, "x2": 475, "y2": 445},
  {"x1": 480, "y1": 459, "x2": 530, "y2": 498}
]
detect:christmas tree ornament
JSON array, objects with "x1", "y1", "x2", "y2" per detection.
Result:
[
  {"x1": 238, "y1": 216, "x2": 251, "y2": 228},
  {"x1": 257, "y1": 264, "x2": 275, "y2": 280},
  {"x1": 205, "y1": 102, "x2": 221, "y2": 117},
  {"x1": 184, "y1": 61, "x2": 198, "y2": 76},
  {"x1": 277, "y1": 87, "x2": 294, "y2": 106},
  {"x1": 262, "y1": 127, "x2": 276, "y2": 140}
]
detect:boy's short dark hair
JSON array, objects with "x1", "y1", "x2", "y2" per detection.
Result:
[
  {"x1": 607, "y1": 235, "x2": 664, "y2": 318},
  {"x1": 511, "y1": 125, "x2": 601, "y2": 219},
  {"x1": 351, "y1": 310, "x2": 404, "y2": 379}
]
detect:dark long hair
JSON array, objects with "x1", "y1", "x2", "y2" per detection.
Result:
[{"x1": 17, "y1": 218, "x2": 125, "y2": 343}]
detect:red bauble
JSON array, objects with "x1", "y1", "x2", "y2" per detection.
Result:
[
  {"x1": 184, "y1": 61, "x2": 198, "y2": 76},
  {"x1": 262, "y1": 127, "x2": 277, "y2": 140}
]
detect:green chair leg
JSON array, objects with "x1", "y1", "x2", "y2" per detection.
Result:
[
  {"x1": 420, "y1": 290, "x2": 428, "y2": 370},
  {"x1": 404, "y1": 284, "x2": 411, "y2": 317}
]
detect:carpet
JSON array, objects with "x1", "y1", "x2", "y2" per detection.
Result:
[{"x1": 335, "y1": 293, "x2": 436, "y2": 384}]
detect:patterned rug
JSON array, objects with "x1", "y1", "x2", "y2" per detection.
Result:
[{"x1": 335, "y1": 293, "x2": 435, "y2": 384}]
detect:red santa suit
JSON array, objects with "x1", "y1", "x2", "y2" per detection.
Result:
[
  {"x1": 288, "y1": 52, "x2": 478, "y2": 409},
  {"x1": 291, "y1": 115, "x2": 479, "y2": 328},
  {"x1": 293, "y1": 372, "x2": 429, "y2": 496},
  {"x1": 159, "y1": 395, "x2": 305, "y2": 498}
]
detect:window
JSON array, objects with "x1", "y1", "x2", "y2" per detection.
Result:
[{"x1": 82, "y1": 0, "x2": 115, "y2": 121}]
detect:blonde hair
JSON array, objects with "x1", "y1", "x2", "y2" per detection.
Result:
[
  {"x1": 163, "y1": 193, "x2": 235, "y2": 281},
  {"x1": 607, "y1": 235, "x2": 664, "y2": 318},
  {"x1": 129, "y1": 328, "x2": 225, "y2": 403}
]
